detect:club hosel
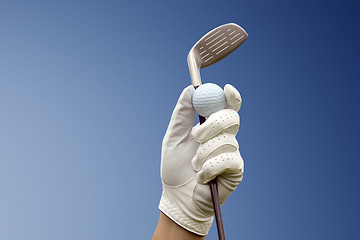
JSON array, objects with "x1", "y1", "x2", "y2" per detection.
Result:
[{"x1": 187, "y1": 51, "x2": 202, "y2": 87}]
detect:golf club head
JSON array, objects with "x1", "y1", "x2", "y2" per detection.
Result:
[{"x1": 187, "y1": 23, "x2": 248, "y2": 87}]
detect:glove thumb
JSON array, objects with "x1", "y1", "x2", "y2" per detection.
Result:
[{"x1": 163, "y1": 85, "x2": 196, "y2": 145}]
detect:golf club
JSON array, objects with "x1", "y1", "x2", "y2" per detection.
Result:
[{"x1": 187, "y1": 23, "x2": 247, "y2": 240}]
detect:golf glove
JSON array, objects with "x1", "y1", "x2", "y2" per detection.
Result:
[{"x1": 159, "y1": 84, "x2": 244, "y2": 236}]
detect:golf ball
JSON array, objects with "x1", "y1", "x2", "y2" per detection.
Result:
[{"x1": 192, "y1": 83, "x2": 226, "y2": 117}]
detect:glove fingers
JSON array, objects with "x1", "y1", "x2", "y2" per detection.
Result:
[
  {"x1": 224, "y1": 84, "x2": 242, "y2": 112},
  {"x1": 191, "y1": 132, "x2": 238, "y2": 171},
  {"x1": 197, "y1": 151, "x2": 244, "y2": 184},
  {"x1": 163, "y1": 85, "x2": 196, "y2": 145},
  {"x1": 217, "y1": 171, "x2": 244, "y2": 193},
  {"x1": 192, "y1": 170, "x2": 243, "y2": 217},
  {"x1": 192, "y1": 109, "x2": 239, "y2": 143}
]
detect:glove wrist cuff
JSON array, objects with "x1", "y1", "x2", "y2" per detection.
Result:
[{"x1": 159, "y1": 192, "x2": 213, "y2": 236}]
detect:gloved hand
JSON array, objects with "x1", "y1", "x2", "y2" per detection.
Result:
[{"x1": 159, "y1": 84, "x2": 244, "y2": 236}]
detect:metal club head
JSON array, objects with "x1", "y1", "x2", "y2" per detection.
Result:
[{"x1": 187, "y1": 23, "x2": 248, "y2": 87}]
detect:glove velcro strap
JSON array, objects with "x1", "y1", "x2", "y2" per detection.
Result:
[{"x1": 159, "y1": 192, "x2": 213, "y2": 236}]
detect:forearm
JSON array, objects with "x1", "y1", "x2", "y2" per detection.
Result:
[{"x1": 152, "y1": 212, "x2": 205, "y2": 240}]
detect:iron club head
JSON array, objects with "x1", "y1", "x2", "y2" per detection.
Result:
[{"x1": 187, "y1": 23, "x2": 248, "y2": 87}]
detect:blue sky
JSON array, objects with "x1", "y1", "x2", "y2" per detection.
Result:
[{"x1": 0, "y1": 0, "x2": 359, "y2": 239}]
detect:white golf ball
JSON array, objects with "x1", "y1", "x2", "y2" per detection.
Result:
[{"x1": 192, "y1": 83, "x2": 226, "y2": 117}]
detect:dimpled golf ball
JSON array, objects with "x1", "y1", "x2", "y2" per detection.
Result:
[{"x1": 192, "y1": 83, "x2": 226, "y2": 117}]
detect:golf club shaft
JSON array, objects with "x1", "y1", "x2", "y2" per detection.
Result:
[
  {"x1": 198, "y1": 114, "x2": 226, "y2": 240},
  {"x1": 189, "y1": 23, "x2": 247, "y2": 240},
  {"x1": 210, "y1": 179, "x2": 225, "y2": 240}
]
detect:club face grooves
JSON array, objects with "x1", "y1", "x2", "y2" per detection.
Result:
[
  {"x1": 194, "y1": 23, "x2": 248, "y2": 68},
  {"x1": 187, "y1": 23, "x2": 247, "y2": 87}
]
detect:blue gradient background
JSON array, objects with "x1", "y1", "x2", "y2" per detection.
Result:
[{"x1": 1, "y1": 0, "x2": 359, "y2": 239}]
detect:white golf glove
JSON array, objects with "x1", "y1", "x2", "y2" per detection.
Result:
[{"x1": 159, "y1": 84, "x2": 244, "y2": 236}]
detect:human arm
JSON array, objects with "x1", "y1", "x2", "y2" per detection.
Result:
[{"x1": 152, "y1": 212, "x2": 205, "y2": 240}]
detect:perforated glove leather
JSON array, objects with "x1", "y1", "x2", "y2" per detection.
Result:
[{"x1": 159, "y1": 84, "x2": 244, "y2": 236}]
